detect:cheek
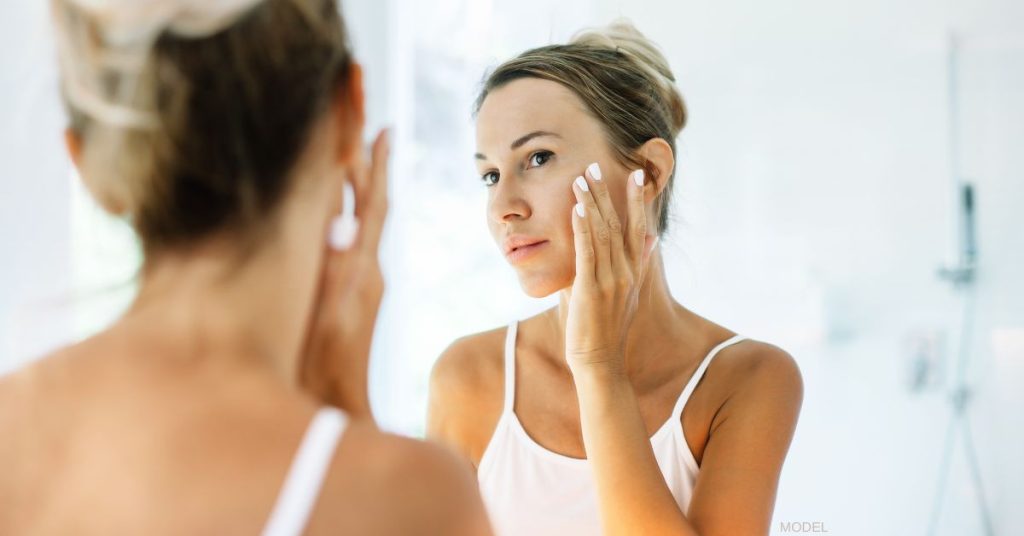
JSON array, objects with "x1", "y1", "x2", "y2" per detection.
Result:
[
  {"x1": 544, "y1": 182, "x2": 577, "y2": 234},
  {"x1": 486, "y1": 206, "x2": 499, "y2": 235},
  {"x1": 601, "y1": 168, "x2": 634, "y2": 225},
  {"x1": 485, "y1": 190, "x2": 502, "y2": 229}
]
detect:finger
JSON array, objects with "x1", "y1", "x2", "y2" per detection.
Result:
[
  {"x1": 571, "y1": 197, "x2": 596, "y2": 287},
  {"x1": 574, "y1": 173, "x2": 611, "y2": 281},
  {"x1": 626, "y1": 168, "x2": 647, "y2": 274},
  {"x1": 346, "y1": 142, "x2": 370, "y2": 197},
  {"x1": 585, "y1": 162, "x2": 627, "y2": 276},
  {"x1": 353, "y1": 129, "x2": 390, "y2": 257},
  {"x1": 321, "y1": 130, "x2": 389, "y2": 321},
  {"x1": 585, "y1": 162, "x2": 630, "y2": 280},
  {"x1": 300, "y1": 249, "x2": 334, "y2": 358},
  {"x1": 328, "y1": 147, "x2": 368, "y2": 253},
  {"x1": 317, "y1": 242, "x2": 359, "y2": 325}
]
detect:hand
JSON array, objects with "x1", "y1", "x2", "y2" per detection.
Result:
[
  {"x1": 565, "y1": 162, "x2": 654, "y2": 375},
  {"x1": 298, "y1": 129, "x2": 389, "y2": 420}
]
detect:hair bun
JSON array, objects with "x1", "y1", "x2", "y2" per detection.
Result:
[
  {"x1": 64, "y1": 0, "x2": 264, "y2": 44},
  {"x1": 570, "y1": 19, "x2": 687, "y2": 136},
  {"x1": 55, "y1": 0, "x2": 265, "y2": 128}
]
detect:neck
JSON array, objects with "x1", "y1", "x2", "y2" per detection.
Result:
[
  {"x1": 122, "y1": 231, "x2": 319, "y2": 384},
  {"x1": 550, "y1": 247, "x2": 695, "y2": 378}
]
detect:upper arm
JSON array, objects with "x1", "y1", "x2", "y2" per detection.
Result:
[
  {"x1": 686, "y1": 345, "x2": 804, "y2": 536},
  {"x1": 409, "y1": 440, "x2": 495, "y2": 536},
  {"x1": 316, "y1": 422, "x2": 493, "y2": 536},
  {"x1": 381, "y1": 435, "x2": 494, "y2": 536},
  {"x1": 426, "y1": 334, "x2": 503, "y2": 466}
]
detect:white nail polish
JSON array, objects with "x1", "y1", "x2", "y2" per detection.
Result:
[
  {"x1": 588, "y1": 162, "x2": 602, "y2": 181},
  {"x1": 329, "y1": 180, "x2": 358, "y2": 250},
  {"x1": 576, "y1": 203, "x2": 585, "y2": 217},
  {"x1": 329, "y1": 216, "x2": 360, "y2": 250},
  {"x1": 633, "y1": 169, "x2": 645, "y2": 186},
  {"x1": 574, "y1": 176, "x2": 589, "y2": 192}
]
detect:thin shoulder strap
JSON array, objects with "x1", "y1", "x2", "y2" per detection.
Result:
[
  {"x1": 503, "y1": 320, "x2": 518, "y2": 413},
  {"x1": 671, "y1": 335, "x2": 747, "y2": 419},
  {"x1": 262, "y1": 406, "x2": 349, "y2": 536}
]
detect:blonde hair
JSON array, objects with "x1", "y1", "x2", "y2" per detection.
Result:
[
  {"x1": 475, "y1": 19, "x2": 686, "y2": 237},
  {"x1": 52, "y1": 0, "x2": 353, "y2": 257}
]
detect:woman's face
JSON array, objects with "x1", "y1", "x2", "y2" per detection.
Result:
[{"x1": 475, "y1": 78, "x2": 633, "y2": 298}]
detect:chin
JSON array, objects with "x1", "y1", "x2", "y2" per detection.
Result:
[{"x1": 516, "y1": 269, "x2": 572, "y2": 298}]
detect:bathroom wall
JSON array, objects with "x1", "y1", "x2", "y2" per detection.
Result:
[
  {"x1": 587, "y1": 0, "x2": 1023, "y2": 533},
  {"x1": 1, "y1": 2, "x2": 1020, "y2": 534}
]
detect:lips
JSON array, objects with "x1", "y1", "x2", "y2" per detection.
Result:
[
  {"x1": 505, "y1": 240, "x2": 549, "y2": 263},
  {"x1": 503, "y1": 234, "x2": 550, "y2": 264},
  {"x1": 503, "y1": 235, "x2": 548, "y2": 256}
]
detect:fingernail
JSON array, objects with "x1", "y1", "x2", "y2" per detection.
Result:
[
  {"x1": 588, "y1": 162, "x2": 602, "y2": 181},
  {"x1": 574, "y1": 176, "x2": 589, "y2": 192},
  {"x1": 632, "y1": 169, "x2": 645, "y2": 186},
  {"x1": 575, "y1": 203, "x2": 585, "y2": 217},
  {"x1": 329, "y1": 215, "x2": 360, "y2": 250}
]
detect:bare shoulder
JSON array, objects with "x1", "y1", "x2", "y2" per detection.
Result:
[
  {"x1": 0, "y1": 360, "x2": 34, "y2": 410},
  {"x1": 313, "y1": 420, "x2": 491, "y2": 535},
  {"x1": 700, "y1": 337, "x2": 804, "y2": 464},
  {"x1": 686, "y1": 339, "x2": 804, "y2": 534},
  {"x1": 430, "y1": 325, "x2": 507, "y2": 398},
  {"x1": 0, "y1": 325, "x2": 128, "y2": 398},
  {"x1": 426, "y1": 324, "x2": 508, "y2": 464},
  {"x1": 0, "y1": 344, "x2": 79, "y2": 428},
  {"x1": 708, "y1": 337, "x2": 804, "y2": 404},
  {"x1": 0, "y1": 358, "x2": 39, "y2": 450}
]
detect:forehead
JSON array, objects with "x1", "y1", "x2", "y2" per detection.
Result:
[{"x1": 475, "y1": 77, "x2": 595, "y2": 150}]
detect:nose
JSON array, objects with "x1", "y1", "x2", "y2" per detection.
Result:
[{"x1": 488, "y1": 178, "x2": 531, "y2": 224}]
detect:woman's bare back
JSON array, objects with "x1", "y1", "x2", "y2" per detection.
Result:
[{"x1": 0, "y1": 327, "x2": 489, "y2": 535}]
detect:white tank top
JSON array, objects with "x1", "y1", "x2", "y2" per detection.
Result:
[
  {"x1": 262, "y1": 406, "x2": 348, "y2": 536},
  {"x1": 477, "y1": 320, "x2": 746, "y2": 536}
]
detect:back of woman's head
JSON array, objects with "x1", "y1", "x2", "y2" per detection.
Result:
[
  {"x1": 475, "y1": 20, "x2": 686, "y2": 237},
  {"x1": 52, "y1": 0, "x2": 353, "y2": 257}
]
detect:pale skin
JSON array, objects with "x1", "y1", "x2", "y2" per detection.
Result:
[
  {"x1": 428, "y1": 78, "x2": 804, "y2": 535},
  {"x1": 0, "y1": 64, "x2": 492, "y2": 535}
]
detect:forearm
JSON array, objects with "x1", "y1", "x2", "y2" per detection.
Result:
[{"x1": 573, "y1": 363, "x2": 698, "y2": 536}]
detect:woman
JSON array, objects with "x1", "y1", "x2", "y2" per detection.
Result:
[
  {"x1": 0, "y1": 1, "x2": 490, "y2": 534},
  {"x1": 428, "y1": 21, "x2": 803, "y2": 536}
]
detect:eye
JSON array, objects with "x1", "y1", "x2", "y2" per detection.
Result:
[
  {"x1": 481, "y1": 170, "x2": 499, "y2": 187},
  {"x1": 527, "y1": 150, "x2": 553, "y2": 169}
]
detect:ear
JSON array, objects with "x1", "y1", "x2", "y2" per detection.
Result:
[
  {"x1": 637, "y1": 137, "x2": 674, "y2": 204},
  {"x1": 334, "y1": 62, "x2": 366, "y2": 164},
  {"x1": 65, "y1": 128, "x2": 128, "y2": 215},
  {"x1": 64, "y1": 128, "x2": 82, "y2": 168}
]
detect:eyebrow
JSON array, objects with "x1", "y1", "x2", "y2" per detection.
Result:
[{"x1": 475, "y1": 130, "x2": 561, "y2": 161}]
